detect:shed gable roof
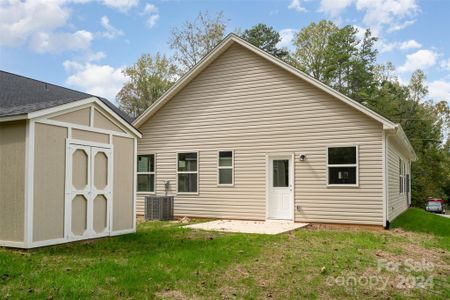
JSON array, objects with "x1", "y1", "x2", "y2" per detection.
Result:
[
  {"x1": 0, "y1": 70, "x2": 141, "y2": 138},
  {"x1": 0, "y1": 70, "x2": 131, "y2": 123}
]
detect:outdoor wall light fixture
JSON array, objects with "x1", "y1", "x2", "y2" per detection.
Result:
[{"x1": 299, "y1": 154, "x2": 306, "y2": 161}]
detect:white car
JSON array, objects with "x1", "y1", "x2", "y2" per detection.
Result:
[{"x1": 425, "y1": 201, "x2": 445, "y2": 214}]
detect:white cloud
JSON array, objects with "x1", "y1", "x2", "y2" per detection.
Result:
[
  {"x1": 64, "y1": 61, "x2": 127, "y2": 100},
  {"x1": 288, "y1": 0, "x2": 307, "y2": 12},
  {"x1": 0, "y1": 0, "x2": 70, "y2": 47},
  {"x1": 319, "y1": 0, "x2": 353, "y2": 17},
  {"x1": 355, "y1": 0, "x2": 419, "y2": 33},
  {"x1": 398, "y1": 49, "x2": 438, "y2": 73},
  {"x1": 277, "y1": 28, "x2": 297, "y2": 48},
  {"x1": 386, "y1": 20, "x2": 416, "y2": 32},
  {"x1": 440, "y1": 58, "x2": 450, "y2": 71},
  {"x1": 0, "y1": 0, "x2": 97, "y2": 53},
  {"x1": 29, "y1": 30, "x2": 93, "y2": 53},
  {"x1": 314, "y1": 0, "x2": 418, "y2": 34},
  {"x1": 378, "y1": 41, "x2": 396, "y2": 53},
  {"x1": 101, "y1": 0, "x2": 139, "y2": 11},
  {"x1": 353, "y1": 25, "x2": 367, "y2": 41},
  {"x1": 86, "y1": 51, "x2": 107, "y2": 62},
  {"x1": 378, "y1": 39, "x2": 422, "y2": 53},
  {"x1": 428, "y1": 80, "x2": 450, "y2": 101},
  {"x1": 100, "y1": 16, "x2": 124, "y2": 39},
  {"x1": 146, "y1": 14, "x2": 160, "y2": 28},
  {"x1": 399, "y1": 40, "x2": 422, "y2": 50},
  {"x1": 144, "y1": 3, "x2": 158, "y2": 14},
  {"x1": 143, "y1": 3, "x2": 159, "y2": 28}
]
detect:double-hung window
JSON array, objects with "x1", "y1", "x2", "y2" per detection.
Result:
[
  {"x1": 327, "y1": 146, "x2": 358, "y2": 186},
  {"x1": 177, "y1": 152, "x2": 198, "y2": 193},
  {"x1": 218, "y1": 151, "x2": 233, "y2": 186},
  {"x1": 137, "y1": 154, "x2": 155, "y2": 192},
  {"x1": 399, "y1": 158, "x2": 405, "y2": 194}
]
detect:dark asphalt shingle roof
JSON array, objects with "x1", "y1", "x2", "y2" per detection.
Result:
[{"x1": 0, "y1": 70, "x2": 132, "y2": 124}]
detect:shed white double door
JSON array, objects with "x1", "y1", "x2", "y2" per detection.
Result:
[{"x1": 65, "y1": 141, "x2": 113, "y2": 240}]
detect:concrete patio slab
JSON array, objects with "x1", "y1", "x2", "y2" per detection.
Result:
[{"x1": 184, "y1": 219, "x2": 309, "y2": 235}]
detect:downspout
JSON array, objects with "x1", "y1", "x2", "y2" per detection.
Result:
[
  {"x1": 383, "y1": 125, "x2": 398, "y2": 230},
  {"x1": 383, "y1": 130, "x2": 389, "y2": 229}
]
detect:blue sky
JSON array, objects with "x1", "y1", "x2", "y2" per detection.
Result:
[{"x1": 1, "y1": 0, "x2": 450, "y2": 104}]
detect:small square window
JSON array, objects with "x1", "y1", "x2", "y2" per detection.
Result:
[{"x1": 138, "y1": 155, "x2": 154, "y2": 172}]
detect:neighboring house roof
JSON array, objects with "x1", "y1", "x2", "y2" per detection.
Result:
[
  {"x1": 133, "y1": 33, "x2": 416, "y2": 160},
  {"x1": 0, "y1": 70, "x2": 132, "y2": 124}
]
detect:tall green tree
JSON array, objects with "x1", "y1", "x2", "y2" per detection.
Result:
[
  {"x1": 373, "y1": 68, "x2": 448, "y2": 206},
  {"x1": 292, "y1": 20, "x2": 338, "y2": 83},
  {"x1": 168, "y1": 11, "x2": 227, "y2": 73},
  {"x1": 241, "y1": 23, "x2": 288, "y2": 59},
  {"x1": 292, "y1": 20, "x2": 378, "y2": 104},
  {"x1": 117, "y1": 53, "x2": 177, "y2": 118}
]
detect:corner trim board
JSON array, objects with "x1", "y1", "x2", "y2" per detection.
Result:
[{"x1": 24, "y1": 119, "x2": 35, "y2": 247}]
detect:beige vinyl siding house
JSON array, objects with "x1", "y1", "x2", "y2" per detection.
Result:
[
  {"x1": 0, "y1": 71, "x2": 141, "y2": 248},
  {"x1": 387, "y1": 136, "x2": 412, "y2": 222},
  {"x1": 134, "y1": 34, "x2": 416, "y2": 228}
]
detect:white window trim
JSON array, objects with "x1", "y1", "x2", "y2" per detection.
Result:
[
  {"x1": 137, "y1": 153, "x2": 156, "y2": 194},
  {"x1": 399, "y1": 158, "x2": 406, "y2": 195},
  {"x1": 176, "y1": 151, "x2": 199, "y2": 195},
  {"x1": 326, "y1": 145, "x2": 359, "y2": 187},
  {"x1": 217, "y1": 150, "x2": 234, "y2": 187}
]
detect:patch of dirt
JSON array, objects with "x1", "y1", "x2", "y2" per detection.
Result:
[
  {"x1": 155, "y1": 289, "x2": 193, "y2": 300},
  {"x1": 307, "y1": 223, "x2": 383, "y2": 232},
  {"x1": 215, "y1": 238, "x2": 299, "y2": 299},
  {"x1": 177, "y1": 216, "x2": 191, "y2": 224}
]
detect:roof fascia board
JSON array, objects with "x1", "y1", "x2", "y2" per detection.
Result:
[
  {"x1": 0, "y1": 114, "x2": 28, "y2": 122},
  {"x1": 133, "y1": 34, "x2": 397, "y2": 129},
  {"x1": 29, "y1": 97, "x2": 142, "y2": 138},
  {"x1": 28, "y1": 97, "x2": 98, "y2": 119},
  {"x1": 385, "y1": 125, "x2": 417, "y2": 161},
  {"x1": 395, "y1": 125, "x2": 417, "y2": 161}
]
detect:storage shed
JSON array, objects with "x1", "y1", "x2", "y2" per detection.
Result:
[{"x1": 0, "y1": 71, "x2": 141, "y2": 248}]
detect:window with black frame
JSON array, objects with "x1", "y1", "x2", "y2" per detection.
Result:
[
  {"x1": 218, "y1": 151, "x2": 233, "y2": 185},
  {"x1": 137, "y1": 154, "x2": 155, "y2": 192},
  {"x1": 327, "y1": 146, "x2": 358, "y2": 185},
  {"x1": 177, "y1": 152, "x2": 198, "y2": 193}
]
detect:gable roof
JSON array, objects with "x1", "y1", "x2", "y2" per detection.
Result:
[
  {"x1": 0, "y1": 70, "x2": 132, "y2": 123},
  {"x1": 132, "y1": 33, "x2": 415, "y2": 160},
  {"x1": 133, "y1": 34, "x2": 397, "y2": 130}
]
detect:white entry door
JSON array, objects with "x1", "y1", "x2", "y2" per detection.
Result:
[
  {"x1": 65, "y1": 142, "x2": 112, "y2": 240},
  {"x1": 268, "y1": 156, "x2": 294, "y2": 220}
]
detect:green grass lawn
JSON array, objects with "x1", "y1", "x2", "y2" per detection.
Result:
[
  {"x1": 1, "y1": 212, "x2": 449, "y2": 299},
  {"x1": 392, "y1": 207, "x2": 450, "y2": 250}
]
